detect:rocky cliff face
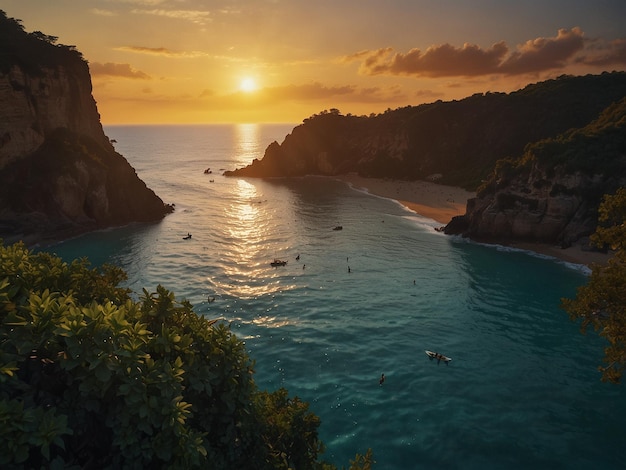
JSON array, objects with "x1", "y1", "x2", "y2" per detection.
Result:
[
  {"x1": 444, "y1": 165, "x2": 612, "y2": 246},
  {"x1": 0, "y1": 12, "x2": 171, "y2": 246},
  {"x1": 0, "y1": 63, "x2": 107, "y2": 169}
]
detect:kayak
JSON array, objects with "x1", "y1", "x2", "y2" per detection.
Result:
[{"x1": 425, "y1": 350, "x2": 452, "y2": 363}]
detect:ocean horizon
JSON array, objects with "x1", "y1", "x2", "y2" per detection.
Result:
[{"x1": 42, "y1": 124, "x2": 626, "y2": 469}]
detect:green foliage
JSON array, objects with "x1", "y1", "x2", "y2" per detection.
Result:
[
  {"x1": 562, "y1": 188, "x2": 626, "y2": 383},
  {"x1": 348, "y1": 449, "x2": 375, "y2": 470},
  {"x1": 255, "y1": 388, "x2": 324, "y2": 469},
  {"x1": 592, "y1": 187, "x2": 626, "y2": 252},
  {"x1": 529, "y1": 97, "x2": 626, "y2": 175},
  {"x1": 0, "y1": 241, "x2": 368, "y2": 468}
]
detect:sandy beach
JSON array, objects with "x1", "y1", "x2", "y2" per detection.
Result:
[
  {"x1": 337, "y1": 174, "x2": 609, "y2": 268},
  {"x1": 337, "y1": 174, "x2": 473, "y2": 225}
]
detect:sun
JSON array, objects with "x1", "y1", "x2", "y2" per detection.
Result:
[{"x1": 239, "y1": 77, "x2": 257, "y2": 93}]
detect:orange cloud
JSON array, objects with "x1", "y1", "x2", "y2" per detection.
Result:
[
  {"x1": 263, "y1": 82, "x2": 355, "y2": 101},
  {"x1": 90, "y1": 8, "x2": 116, "y2": 17},
  {"x1": 90, "y1": 62, "x2": 150, "y2": 79},
  {"x1": 347, "y1": 28, "x2": 589, "y2": 78},
  {"x1": 130, "y1": 8, "x2": 212, "y2": 25},
  {"x1": 194, "y1": 82, "x2": 409, "y2": 110},
  {"x1": 498, "y1": 27, "x2": 585, "y2": 74},
  {"x1": 114, "y1": 45, "x2": 207, "y2": 58},
  {"x1": 250, "y1": 82, "x2": 408, "y2": 104}
]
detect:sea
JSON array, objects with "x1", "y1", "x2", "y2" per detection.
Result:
[{"x1": 43, "y1": 124, "x2": 626, "y2": 469}]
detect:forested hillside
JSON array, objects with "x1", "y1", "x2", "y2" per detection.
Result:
[{"x1": 226, "y1": 72, "x2": 626, "y2": 190}]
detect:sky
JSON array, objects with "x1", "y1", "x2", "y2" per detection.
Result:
[{"x1": 2, "y1": 0, "x2": 626, "y2": 124}]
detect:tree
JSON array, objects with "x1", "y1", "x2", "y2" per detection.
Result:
[
  {"x1": 0, "y1": 241, "x2": 372, "y2": 468},
  {"x1": 562, "y1": 188, "x2": 626, "y2": 383}
]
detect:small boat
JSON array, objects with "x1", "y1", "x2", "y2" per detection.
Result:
[
  {"x1": 270, "y1": 259, "x2": 287, "y2": 267},
  {"x1": 425, "y1": 350, "x2": 451, "y2": 364},
  {"x1": 183, "y1": 233, "x2": 192, "y2": 240},
  {"x1": 333, "y1": 225, "x2": 343, "y2": 231}
]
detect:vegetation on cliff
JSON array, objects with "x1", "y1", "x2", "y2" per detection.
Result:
[
  {"x1": 478, "y1": 95, "x2": 626, "y2": 193},
  {"x1": 562, "y1": 188, "x2": 626, "y2": 384},
  {"x1": 447, "y1": 96, "x2": 626, "y2": 245},
  {"x1": 226, "y1": 72, "x2": 626, "y2": 190},
  {"x1": 0, "y1": 241, "x2": 372, "y2": 469},
  {"x1": 527, "y1": 97, "x2": 626, "y2": 176},
  {"x1": 0, "y1": 10, "x2": 84, "y2": 74}
]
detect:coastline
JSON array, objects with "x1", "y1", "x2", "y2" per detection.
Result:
[
  {"x1": 336, "y1": 173, "x2": 472, "y2": 225},
  {"x1": 336, "y1": 173, "x2": 609, "y2": 268}
]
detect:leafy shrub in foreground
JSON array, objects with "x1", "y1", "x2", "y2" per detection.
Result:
[
  {"x1": 0, "y1": 242, "x2": 372, "y2": 469},
  {"x1": 562, "y1": 188, "x2": 626, "y2": 384}
]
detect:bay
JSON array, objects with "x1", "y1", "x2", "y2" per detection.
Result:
[{"x1": 44, "y1": 124, "x2": 626, "y2": 469}]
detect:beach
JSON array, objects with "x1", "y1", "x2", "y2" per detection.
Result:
[
  {"x1": 337, "y1": 173, "x2": 609, "y2": 268},
  {"x1": 337, "y1": 174, "x2": 472, "y2": 225}
]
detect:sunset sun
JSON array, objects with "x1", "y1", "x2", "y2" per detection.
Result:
[{"x1": 239, "y1": 77, "x2": 257, "y2": 93}]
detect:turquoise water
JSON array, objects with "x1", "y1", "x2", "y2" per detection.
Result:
[{"x1": 45, "y1": 124, "x2": 626, "y2": 469}]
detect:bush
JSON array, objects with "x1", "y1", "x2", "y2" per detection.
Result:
[{"x1": 0, "y1": 241, "x2": 370, "y2": 469}]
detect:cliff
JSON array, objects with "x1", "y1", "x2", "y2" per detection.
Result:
[
  {"x1": 0, "y1": 11, "x2": 171, "y2": 246},
  {"x1": 444, "y1": 97, "x2": 626, "y2": 246},
  {"x1": 225, "y1": 72, "x2": 626, "y2": 190}
]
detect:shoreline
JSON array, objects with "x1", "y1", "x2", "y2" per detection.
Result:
[
  {"x1": 336, "y1": 174, "x2": 609, "y2": 268},
  {"x1": 336, "y1": 173, "x2": 472, "y2": 225}
]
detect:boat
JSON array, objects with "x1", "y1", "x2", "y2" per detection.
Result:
[
  {"x1": 333, "y1": 225, "x2": 343, "y2": 231},
  {"x1": 183, "y1": 233, "x2": 192, "y2": 240},
  {"x1": 270, "y1": 259, "x2": 287, "y2": 267},
  {"x1": 425, "y1": 350, "x2": 451, "y2": 364}
]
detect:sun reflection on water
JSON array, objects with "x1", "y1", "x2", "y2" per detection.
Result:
[
  {"x1": 212, "y1": 178, "x2": 296, "y2": 299},
  {"x1": 234, "y1": 123, "x2": 260, "y2": 165}
]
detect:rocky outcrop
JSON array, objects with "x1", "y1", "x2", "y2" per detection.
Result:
[
  {"x1": 444, "y1": 167, "x2": 612, "y2": 246},
  {"x1": 0, "y1": 11, "x2": 171, "y2": 246}
]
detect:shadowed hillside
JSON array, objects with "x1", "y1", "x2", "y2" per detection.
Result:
[{"x1": 226, "y1": 72, "x2": 626, "y2": 190}]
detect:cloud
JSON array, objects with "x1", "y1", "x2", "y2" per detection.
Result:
[
  {"x1": 499, "y1": 27, "x2": 585, "y2": 74},
  {"x1": 115, "y1": 45, "x2": 207, "y2": 58},
  {"x1": 580, "y1": 38, "x2": 626, "y2": 67},
  {"x1": 345, "y1": 28, "x2": 589, "y2": 78},
  {"x1": 131, "y1": 8, "x2": 212, "y2": 25},
  {"x1": 107, "y1": 0, "x2": 170, "y2": 5},
  {"x1": 246, "y1": 82, "x2": 406, "y2": 103},
  {"x1": 90, "y1": 62, "x2": 151, "y2": 79},
  {"x1": 263, "y1": 82, "x2": 356, "y2": 101},
  {"x1": 198, "y1": 82, "x2": 409, "y2": 109},
  {"x1": 91, "y1": 8, "x2": 117, "y2": 17}
]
